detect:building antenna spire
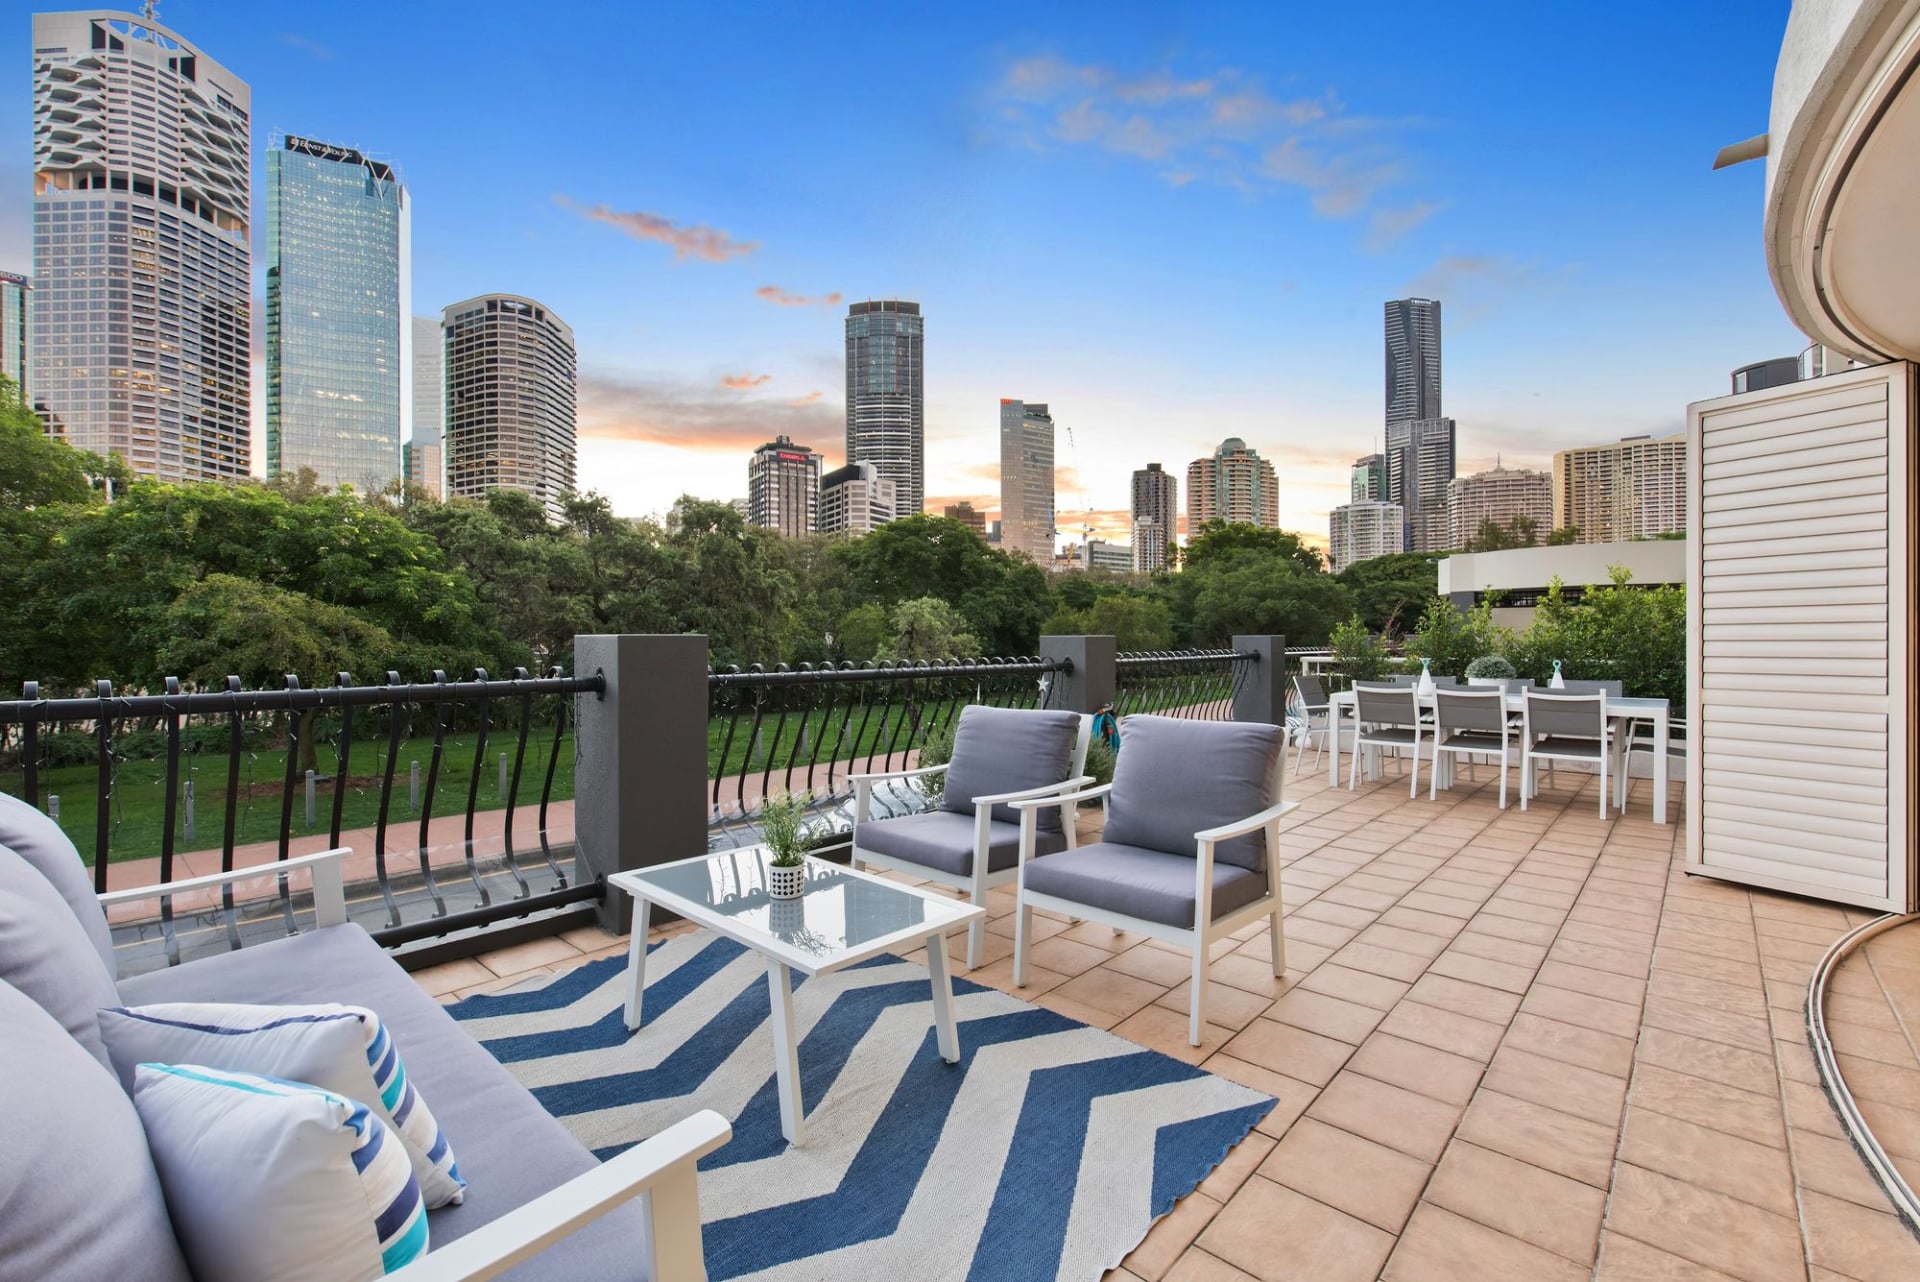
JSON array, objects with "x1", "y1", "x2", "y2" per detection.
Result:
[{"x1": 142, "y1": 0, "x2": 158, "y2": 22}]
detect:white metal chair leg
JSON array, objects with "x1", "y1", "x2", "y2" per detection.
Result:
[
  {"x1": 965, "y1": 915, "x2": 984, "y2": 970},
  {"x1": 1408, "y1": 734, "x2": 1421, "y2": 798},
  {"x1": 1012, "y1": 901, "x2": 1032, "y2": 987},
  {"x1": 1189, "y1": 943, "x2": 1210, "y2": 1047},
  {"x1": 1269, "y1": 907, "x2": 1286, "y2": 977},
  {"x1": 1520, "y1": 749, "x2": 1532, "y2": 811}
]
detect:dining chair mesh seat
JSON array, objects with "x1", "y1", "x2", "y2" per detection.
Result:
[
  {"x1": 1533, "y1": 734, "x2": 1608, "y2": 758},
  {"x1": 1525, "y1": 693, "x2": 1608, "y2": 739},
  {"x1": 1354, "y1": 685, "x2": 1421, "y2": 740},
  {"x1": 1433, "y1": 690, "x2": 1507, "y2": 745},
  {"x1": 1556, "y1": 679, "x2": 1624, "y2": 698}
]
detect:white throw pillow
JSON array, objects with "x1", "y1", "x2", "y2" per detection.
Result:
[
  {"x1": 101, "y1": 1002, "x2": 466, "y2": 1208},
  {"x1": 132, "y1": 1064, "x2": 429, "y2": 1282}
]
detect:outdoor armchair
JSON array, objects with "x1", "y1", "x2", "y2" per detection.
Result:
[
  {"x1": 1008, "y1": 715, "x2": 1294, "y2": 1046},
  {"x1": 1289, "y1": 674, "x2": 1333, "y2": 778},
  {"x1": 849, "y1": 704, "x2": 1091, "y2": 970}
]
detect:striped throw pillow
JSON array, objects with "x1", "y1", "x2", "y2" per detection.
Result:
[
  {"x1": 100, "y1": 1002, "x2": 466, "y2": 1208},
  {"x1": 132, "y1": 1064, "x2": 429, "y2": 1281}
]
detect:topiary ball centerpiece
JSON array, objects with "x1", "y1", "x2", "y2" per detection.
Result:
[{"x1": 1465, "y1": 654, "x2": 1518, "y2": 681}]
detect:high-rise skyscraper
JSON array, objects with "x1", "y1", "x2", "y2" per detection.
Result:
[
  {"x1": 1328, "y1": 500, "x2": 1406, "y2": 573},
  {"x1": 819, "y1": 461, "x2": 897, "y2": 535},
  {"x1": 1130, "y1": 462, "x2": 1178, "y2": 572},
  {"x1": 1552, "y1": 433, "x2": 1688, "y2": 543},
  {"x1": 845, "y1": 299, "x2": 924, "y2": 518},
  {"x1": 1385, "y1": 298, "x2": 1442, "y2": 427},
  {"x1": 943, "y1": 501, "x2": 986, "y2": 535},
  {"x1": 747, "y1": 435, "x2": 822, "y2": 536},
  {"x1": 999, "y1": 399, "x2": 1056, "y2": 563},
  {"x1": 443, "y1": 294, "x2": 576, "y2": 521},
  {"x1": 1350, "y1": 453, "x2": 1386, "y2": 502},
  {"x1": 1386, "y1": 417, "x2": 1457, "y2": 551},
  {"x1": 406, "y1": 315, "x2": 443, "y2": 497},
  {"x1": 1187, "y1": 438, "x2": 1281, "y2": 529},
  {"x1": 266, "y1": 136, "x2": 409, "y2": 492},
  {"x1": 0, "y1": 272, "x2": 27, "y2": 399},
  {"x1": 30, "y1": 10, "x2": 252, "y2": 481},
  {"x1": 1448, "y1": 465, "x2": 1552, "y2": 548}
]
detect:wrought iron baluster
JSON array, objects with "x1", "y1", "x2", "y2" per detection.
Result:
[
  {"x1": 416, "y1": 670, "x2": 452, "y2": 917},
  {"x1": 155, "y1": 677, "x2": 184, "y2": 965},
  {"x1": 329, "y1": 671, "x2": 354, "y2": 846},
  {"x1": 761, "y1": 665, "x2": 792, "y2": 803},
  {"x1": 275, "y1": 675, "x2": 303, "y2": 935},
  {"x1": 537, "y1": 666, "x2": 569, "y2": 888},
  {"x1": 19, "y1": 681, "x2": 38, "y2": 807},
  {"x1": 458, "y1": 669, "x2": 494, "y2": 908},
  {"x1": 849, "y1": 664, "x2": 881, "y2": 775},
  {"x1": 371, "y1": 672, "x2": 405, "y2": 928},
  {"x1": 711, "y1": 668, "x2": 740, "y2": 812},
  {"x1": 218, "y1": 677, "x2": 243, "y2": 949},
  {"x1": 500, "y1": 666, "x2": 532, "y2": 900},
  {"x1": 92, "y1": 679, "x2": 113, "y2": 894}
]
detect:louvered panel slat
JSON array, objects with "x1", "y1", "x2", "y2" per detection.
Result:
[
  {"x1": 1704, "y1": 523, "x2": 1890, "y2": 556},
  {"x1": 1703, "y1": 546, "x2": 1887, "y2": 577},
  {"x1": 1700, "y1": 381, "x2": 1885, "y2": 432},
  {"x1": 1703, "y1": 621, "x2": 1886, "y2": 641},
  {"x1": 1701, "y1": 845, "x2": 1889, "y2": 898},
  {"x1": 1704, "y1": 814, "x2": 1888, "y2": 860},
  {"x1": 1703, "y1": 779, "x2": 1888, "y2": 815},
  {"x1": 1702, "y1": 474, "x2": 1888, "y2": 515},
  {"x1": 1700, "y1": 647, "x2": 1885, "y2": 668},
  {"x1": 1703, "y1": 602, "x2": 1886, "y2": 625},
  {"x1": 1703, "y1": 433, "x2": 1884, "y2": 482},
  {"x1": 1706, "y1": 415, "x2": 1887, "y2": 463},
  {"x1": 1703, "y1": 454, "x2": 1885, "y2": 499},
  {"x1": 1699, "y1": 744, "x2": 1889, "y2": 783},
  {"x1": 1703, "y1": 490, "x2": 1887, "y2": 532},
  {"x1": 1698, "y1": 565, "x2": 1885, "y2": 591}
]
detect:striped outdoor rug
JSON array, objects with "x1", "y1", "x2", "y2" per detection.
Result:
[{"x1": 448, "y1": 934, "x2": 1273, "y2": 1281}]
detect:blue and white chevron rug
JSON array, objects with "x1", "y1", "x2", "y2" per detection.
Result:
[{"x1": 448, "y1": 932, "x2": 1274, "y2": 1281}]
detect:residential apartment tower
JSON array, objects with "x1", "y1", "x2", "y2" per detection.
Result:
[
  {"x1": 1130, "y1": 462, "x2": 1178, "y2": 572},
  {"x1": 845, "y1": 299, "x2": 923, "y2": 518},
  {"x1": 1552, "y1": 433, "x2": 1688, "y2": 543},
  {"x1": 1187, "y1": 438, "x2": 1280, "y2": 529},
  {"x1": 442, "y1": 294, "x2": 576, "y2": 522},
  {"x1": 999, "y1": 398, "x2": 1055, "y2": 563},
  {"x1": 747, "y1": 435, "x2": 822, "y2": 537}
]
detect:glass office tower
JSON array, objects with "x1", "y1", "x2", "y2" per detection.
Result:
[
  {"x1": 265, "y1": 135, "x2": 409, "y2": 491},
  {"x1": 0, "y1": 273, "x2": 27, "y2": 399},
  {"x1": 845, "y1": 299, "x2": 924, "y2": 518}
]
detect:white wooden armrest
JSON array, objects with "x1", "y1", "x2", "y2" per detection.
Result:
[
  {"x1": 97, "y1": 848, "x2": 350, "y2": 929},
  {"x1": 1194, "y1": 801, "x2": 1299, "y2": 845},
  {"x1": 846, "y1": 763, "x2": 949, "y2": 785},
  {"x1": 971, "y1": 775, "x2": 1095, "y2": 807},
  {"x1": 1007, "y1": 782, "x2": 1113, "y2": 810},
  {"x1": 387, "y1": 1110, "x2": 731, "y2": 1282}
]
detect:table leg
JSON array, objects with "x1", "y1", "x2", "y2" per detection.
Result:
[
  {"x1": 766, "y1": 959, "x2": 804, "y2": 1145},
  {"x1": 622, "y1": 896, "x2": 651, "y2": 1033},
  {"x1": 926, "y1": 932, "x2": 960, "y2": 1064},
  {"x1": 1653, "y1": 711, "x2": 1669, "y2": 825},
  {"x1": 1327, "y1": 702, "x2": 1343, "y2": 787}
]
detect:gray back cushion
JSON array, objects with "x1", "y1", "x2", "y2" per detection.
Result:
[
  {"x1": 0, "y1": 978, "x2": 194, "y2": 1282},
  {"x1": 1102, "y1": 715, "x2": 1282, "y2": 870},
  {"x1": 0, "y1": 843, "x2": 120, "y2": 1066},
  {"x1": 0, "y1": 791, "x2": 114, "y2": 975},
  {"x1": 940, "y1": 705, "x2": 1081, "y2": 832}
]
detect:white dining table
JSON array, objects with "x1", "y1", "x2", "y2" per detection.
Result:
[{"x1": 1323, "y1": 688, "x2": 1672, "y2": 824}]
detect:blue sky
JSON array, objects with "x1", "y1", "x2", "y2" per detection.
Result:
[{"x1": 2, "y1": 2, "x2": 1801, "y2": 543}]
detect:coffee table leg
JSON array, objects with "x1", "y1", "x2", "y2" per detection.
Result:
[
  {"x1": 766, "y1": 959, "x2": 804, "y2": 1144},
  {"x1": 926, "y1": 933, "x2": 960, "y2": 1064},
  {"x1": 623, "y1": 896, "x2": 652, "y2": 1033}
]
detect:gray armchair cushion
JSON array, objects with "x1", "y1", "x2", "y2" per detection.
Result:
[
  {"x1": 0, "y1": 978, "x2": 193, "y2": 1282},
  {"x1": 0, "y1": 843, "x2": 119, "y2": 1066},
  {"x1": 939, "y1": 705, "x2": 1081, "y2": 832},
  {"x1": 1102, "y1": 716, "x2": 1282, "y2": 871},
  {"x1": 1022, "y1": 842, "x2": 1270, "y2": 928},
  {"x1": 117, "y1": 923, "x2": 652, "y2": 1280},
  {"x1": 0, "y1": 791, "x2": 115, "y2": 974},
  {"x1": 858, "y1": 809, "x2": 1067, "y2": 879}
]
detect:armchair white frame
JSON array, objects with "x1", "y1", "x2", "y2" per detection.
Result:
[
  {"x1": 1008, "y1": 753, "x2": 1297, "y2": 1046},
  {"x1": 849, "y1": 714, "x2": 1093, "y2": 970},
  {"x1": 101, "y1": 848, "x2": 733, "y2": 1282}
]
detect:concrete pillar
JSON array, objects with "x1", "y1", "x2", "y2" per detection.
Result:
[
  {"x1": 1039, "y1": 635, "x2": 1116, "y2": 714},
  {"x1": 573, "y1": 634, "x2": 709, "y2": 933},
  {"x1": 1231, "y1": 634, "x2": 1289, "y2": 725}
]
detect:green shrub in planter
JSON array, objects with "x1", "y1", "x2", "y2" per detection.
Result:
[{"x1": 1464, "y1": 654, "x2": 1517, "y2": 681}]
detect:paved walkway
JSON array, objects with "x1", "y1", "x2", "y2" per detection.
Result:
[{"x1": 421, "y1": 756, "x2": 1920, "y2": 1281}]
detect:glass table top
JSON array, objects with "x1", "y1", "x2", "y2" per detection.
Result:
[{"x1": 620, "y1": 848, "x2": 979, "y2": 965}]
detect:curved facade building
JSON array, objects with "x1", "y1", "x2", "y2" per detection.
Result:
[
  {"x1": 30, "y1": 10, "x2": 252, "y2": 481},
  {"x1": 1187, "y1": 437, "x2": 1280, "y2": 529},
  {"x1": 845, "y1": 299, "x2": 923, "y2": 518},
  {"x1": 442, "y1": 294, "x2": 576, "y2": 521}
]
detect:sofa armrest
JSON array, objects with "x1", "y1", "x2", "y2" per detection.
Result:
[
  {"x1": 971, "y1": 775, "x2": 1095, "y2": 807},
  {"x1": 96, "y1": 847, "x2": 351, "y2": 929},
  {"x1": 386, "y1": 1110, "x2": 732, "y2": 1282},
  {"x1": 1007, "y1": 783, "x2": 1112, "y2": 811},
  {"x1": 1194, "y1": 801, "x2": 1299, "y2": 845},
  {"x1": 846, "y1": 763, "x2": 949, "y2": 786}
]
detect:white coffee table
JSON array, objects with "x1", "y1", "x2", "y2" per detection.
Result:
[{"x1": 609, "y1": 847, "x2": 985, "y2": 1145}]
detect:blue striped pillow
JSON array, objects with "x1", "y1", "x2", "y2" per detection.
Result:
[
  {"x1": 100, "y1": 1002, "x2": 465, "y2": 1208},
  {"x1": 132, "y1": 1063, "x2": 429, "y2": 1280}
]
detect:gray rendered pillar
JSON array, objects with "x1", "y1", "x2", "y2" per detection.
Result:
[
  {"x1": 573, "y1": 634, "x2": 710, "y2": 933},
  {"x1": 1231, "y1": 634, "x2": 1289, "y2": 725},
  {"x1": 1039, "y1": 635, "x2": 1117, "y2": 714}
]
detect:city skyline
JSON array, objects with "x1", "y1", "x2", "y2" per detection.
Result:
[{"x1": 1, "y1": 3, "x2": 1803, "y2": 543}]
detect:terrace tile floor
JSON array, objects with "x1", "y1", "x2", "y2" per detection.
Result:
[{"x1": 420, "y1": 756, "x2": 1920, "y2": 1281}]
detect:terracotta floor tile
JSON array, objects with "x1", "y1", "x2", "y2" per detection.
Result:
[
  {"x1": 1826, "y1": 1019, "x2": 1920, "y2": 1069},
  {"x1": 1406, "y1": 973, "x2": 1524, "y2": 1024},
  {"x1": 1378, "y1": 904, "x2": 1470, "y2": 938},
  {"x1": 1521, "y1": 983, "x2": 1644, "y2": 1039},
  {"x1": 1347, "y1": 1031, "x2": 1488, "y2": 1107},
  {"x1": 1383, "y1": 1202, "x2": 1588, "y2": 1282},
  {"x1": 1260, "y1": 1116, "x2": 1432, "y2": 1233},
  {"x1": 971, "y1": 955, "x2": 1072, "y2": 998},
  {"x1": 1028, "y1": 935, "x2": 1117, "y2": 977},
  {"x1": 1035, "y1": 991, "x2": 1123, "y2": 1029},
  {"x1": 1052, "y1": 965, "x2": 1171, "y2": 1019},
  {"x1": 1628, "y1": 1062, "x2": 1786, "y2": 1147},
  {"x1": 1060, "y1": 920, "x2": 1147, "y2": 954},
  {"x1": 1790, "y1": 1128, "x2": 1901, "y2": 1211},
  {"x1": 1602, "y1": 1164, "x2": 1804, "y2": 1282},
  {"x1": 1110, "y1": 1005, "x2": 1236, "y2": 1065},
  {"x1": 1427, "y1": 949, "x2": 1537, "y2": 994},
  {"x1": 1296, "y1": 962, "x2": 1412, "y2": 1011},
  {"x1": 1154, "y1": 978, "x2": 1272, "y2": 1032},
  {"x1": 1424, "y1": 1140, "x2": 1606, "y2": 1265},
  {"x1": 1641, "y1": 994, "x2": 1776, "y2": 1054},
  {"x1": 1635, "y1": 1027, "x2": 1778, "y2": 1097},
  {"x1": 1355, "y1": 923, "x2": 1452, "y2": 960},
  {"x1": 1196, "y1": 1055, "x2": 1318, "y2": 1140},
  {"x1": 1481, "y1": 1044, "x2": 1627, "y2": 1127},
  {"x1": 1454, "y1": 925, "x2": 1557, "y2": 960},
  {"x1": 1800, "y1": 1187, "x2": 1920, "y2": 1280},
  {"x1": 1377, "y1": 999, "x2": 1507, "y2": 1061},
  {"x1": 1121, "y1": 1191, "x2": 1222, "y2": 1282},
  {"x1": 1549, "y1": 937, "x2": 1653, "y2": 979},
  {"x1": 1306, "y1": 1070, "x2": 1464, "y2": 1163},
  {"x1": 1265, "y1": 988, "x2": 1387, "y2": 1045},
  {"x1": 1327, "y1": 940, "x2": 1432, "y2": 983},
  {"x1": 1647, "y1": 966, "x2": 1769, "y2": 1018},
  {"x1": 476, "y1": 933, "x2": 580, "y2": 977},
  {"x1": 1162, "y1": 1249, "x2": 1259, "y2": 1282},
  {"x1": 1203, "y1": 952, "x2": 1291, "y2": 999},
  {"x1": 1197, "y1": 1175, "x2": 1395, "y2": 1282},
  {"x1": 1504, "y1": 1011, "x2": 1637, "y2": 1076},
  {"x1": 1294, "y1": 899, "x2": 1381, "y2": 929},
  {"x1": 1220, "y1": 1017, "x2": 1354, "y2": 1087},
  {"x1": 412, "y1": 956, "x2": 495, "y2": 996},
  {"x1": 1196, "y1": 1131, "x2": 1276, "y2": 1204},
  {"x1": 1105, "y1": 942, "x2": 1203, "y2": 987},
  {"x1": 1618, "y1": 1107, "x2": 1797, "y2": 1216},
  {"x1": 1594, "y1": 1233, "x2": 1744, "y2": 1281},
  {"x1": 1454, "y1": 1089, "x2": 1619, "y2": 1187}
]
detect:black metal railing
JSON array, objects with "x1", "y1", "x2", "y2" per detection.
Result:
[
  {"x1": 0, "y1": 669, "x2": 603, "y2": 971},
  {"x1": 704, "y1": 657, "x2": 1068, "y2": 843},
  {"x1": 1112, "y1": 649, "x2": 1256, "y2": 720}
]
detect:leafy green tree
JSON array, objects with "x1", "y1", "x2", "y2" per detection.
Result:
[
  {"x1": 1329, "y1": 616, "x2": 1390, "y2": 683},
  {"x1": 0, "y1": 376, "x2": 123, "y2": 510},
  {"x1": 664, "y1": 497, "x2": 797, "y2": 666},
  {"x1": 835, "y1": 515, "x2": 1053, "y2": 655},
  {"x1": 1546, "y1": 526, "x2": 1580, "y2": 546},
  {"x1": 883, "y1": 597, "x2": 980, "y2": 661},
  {"x1": 1333, "y1": 551, "x2": 1437, "y2": 638},
  {"x1": 1183, "y1": 521, "x2": 1324, "y2": 575},
  {"x1": 1187, "y1": 556, "x2": 1348, "y2": 646},
  {"x1": 1404, "y1": 597, "x2": 1506, "y2": 680},
  {"x1": 1043, "y1": 594, "x2": 1175, "y2": 651},
  {"x1": 1461, "y1": 514, "x2": 1540, "y2": 553},
  {"x1": 836, "y1": 604, "x2": 890, "y2": 664}
]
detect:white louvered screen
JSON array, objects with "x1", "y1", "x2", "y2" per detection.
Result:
[{"x1": 1686, "y1": 362, "x2": 1915, "y2": 912}]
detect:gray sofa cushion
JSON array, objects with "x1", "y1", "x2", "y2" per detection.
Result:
[
  {"x1": 0, "y1": 843, "x2": 119, "y2": 1066},
  {"x1": 858, "y1": 808, "x2": 1068, "y2": 878},
  {"x1": 118, "y1": 924, "x2": 657, "y2": 1282},
  {"x1": 1102, "y1": 716, "x2": 1283, "y2": 871},
  {"x1": 1022, "y1": 842, "x2": 1270, "y2": 928},
  {"x1": 0, "y1": 791, "x2": 115, "y2": 974},
  {"x1": 940, "y1": 705, "x2": 1081, "y2": 832},
  {"x1": 0, "y1": 978, "x2": 193, "y2": 1282}
]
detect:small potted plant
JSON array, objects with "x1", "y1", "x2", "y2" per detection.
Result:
[{"x1": 760, "y1": 790, "x2": 810, "y2": 900}]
